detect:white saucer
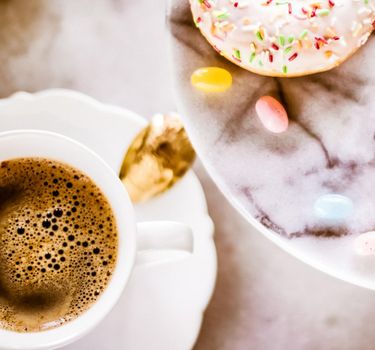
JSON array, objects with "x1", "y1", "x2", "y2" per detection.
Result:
[{"x1": 0, "y1": 89, "x2": 217, "y2": 350}]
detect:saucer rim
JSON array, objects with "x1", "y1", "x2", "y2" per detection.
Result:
[{"x1": 0, "y1": 89, "x2": 217, "y2": 349}]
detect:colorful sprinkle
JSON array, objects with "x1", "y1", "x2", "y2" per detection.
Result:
[{"x1": 192, "y1": 0, "x2": 375, "y2": 76}]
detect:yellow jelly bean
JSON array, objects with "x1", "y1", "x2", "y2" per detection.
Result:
[{"x1": 191, "y1": 67, "x2": 232, "y2": 93}]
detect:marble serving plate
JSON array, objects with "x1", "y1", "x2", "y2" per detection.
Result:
[{"x1": 167, "y1": 1, "x2": 375, "y2": 289}]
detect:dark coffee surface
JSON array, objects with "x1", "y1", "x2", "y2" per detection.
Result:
[{"x1": 0, "y1": 158, "x2": 118, "y2": 332}]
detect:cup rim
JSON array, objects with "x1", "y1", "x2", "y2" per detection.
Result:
[{"x1": 0, "y1": 130, "x2": 136, "y2": 350}]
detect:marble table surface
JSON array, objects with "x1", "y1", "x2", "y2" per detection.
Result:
[{"x1": 2, "y1": 0, "x2": 375, "y2": 349}]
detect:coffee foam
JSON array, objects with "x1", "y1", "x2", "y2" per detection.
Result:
[{"x1": 0, "y1": 158, "x2": 118, "y2": 332}]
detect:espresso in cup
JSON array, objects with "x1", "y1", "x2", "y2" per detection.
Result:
[{"x1": 0, "y1": 158, "x2": 118, "y2": 332}]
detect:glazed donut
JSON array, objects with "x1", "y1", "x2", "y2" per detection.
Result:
[{"x1": 190, "y1": 0, "x2": 375, "y2": 77}]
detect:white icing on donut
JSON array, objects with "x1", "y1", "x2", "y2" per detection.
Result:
[{"x1": 190, "y1": 0, "x2": 375, "y2": 76}]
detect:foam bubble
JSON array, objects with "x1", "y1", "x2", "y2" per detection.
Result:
[{"x1": 0, "y1": 158, "x2": 118, "y2": 333}]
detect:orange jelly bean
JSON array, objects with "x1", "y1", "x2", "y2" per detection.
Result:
[{"x1": 191, "y1": 67, "x2": 232, "y2": 93}]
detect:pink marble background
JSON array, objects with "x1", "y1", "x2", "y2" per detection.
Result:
[{"x1": 1, "y1": 1, "x2": 375, "y2": 349}]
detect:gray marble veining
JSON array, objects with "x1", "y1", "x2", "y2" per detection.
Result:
[
  {"x1": 168, "y1": 2, "x2": 375, "y2": 239},
  {"x1": 167, "y1": 1, "x2": 375, "y2": 288}
]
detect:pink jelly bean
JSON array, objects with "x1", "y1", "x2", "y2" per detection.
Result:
[
  {"x1": 354, "y1": 231, "x2": 375, "y2": 256},
  {"x1": 255, "y1": 96, "x2": 289, "y2": 133}
]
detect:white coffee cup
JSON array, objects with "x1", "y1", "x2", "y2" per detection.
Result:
[{"x1": 0, "y1": 130, "x2": 193, "y2": 350}]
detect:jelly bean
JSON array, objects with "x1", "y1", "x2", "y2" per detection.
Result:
[
  {"x1": 314, "y1": 194, "x2": 353, "y2": 221},
  {"x1": 354, "y1": 232, "x2": 375, "y2": 256},
  {"x1": 191, "y1": 67, "x2": 232, "y2": 93},
  {"x1": 255, "y1": 96, "x2": 288, "y2": 133}
]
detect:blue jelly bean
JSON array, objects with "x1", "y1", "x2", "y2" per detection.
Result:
[{"x1": 314, "y1": 194, "x2": 354, "y2": 221}]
